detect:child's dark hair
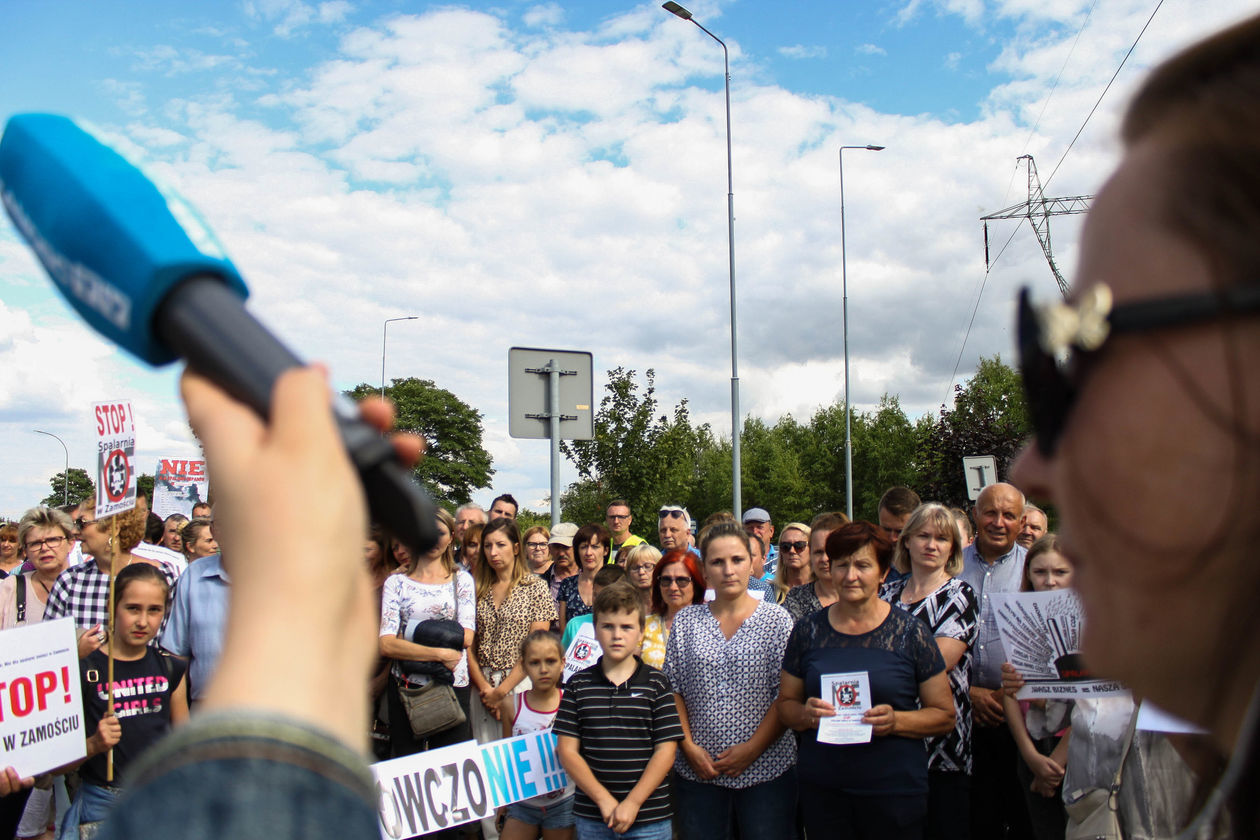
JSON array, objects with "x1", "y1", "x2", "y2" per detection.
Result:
[
  {"x1": 593, "y1": 582, "x2": 644, "y2": 628},
  {"x1": 519, "y1": 629, "x2": 563, "y2": 659},
  {"x1": 593, "y1": 564, "x2": 627, "y2": 587},
  {"x1": 114, "y1": 562, "x2": 171, "y2": 605}
]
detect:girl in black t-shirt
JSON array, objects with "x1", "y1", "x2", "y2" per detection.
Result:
[{"x1": 61, "y1": 563, "x2": 188, "y2": 838}]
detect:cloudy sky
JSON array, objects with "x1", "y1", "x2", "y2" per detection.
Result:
[{"x1": 1, "y1": 0, "x2": 1254, "y2": 519}]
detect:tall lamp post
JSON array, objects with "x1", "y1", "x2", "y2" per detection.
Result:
[
  {"x1": 662, "y1": 1, "x2": 742, "y2": 516},
  {"x1": 381, "y1": 316, "x2": 418, "y2": 398},
  {"x1": 33, "y1": 429, "x2": 69, "y2": 505},
  {"x1": 839, "y1": 144, "x2": 884, "y2": 520}
]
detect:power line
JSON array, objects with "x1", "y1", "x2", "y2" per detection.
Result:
[
  {"x1": 943, "y1": 0, "x2": 1164, "y2": 407},
  {"x1": 1042, "y1": 0, "x2": 1165, "y2": 193}
]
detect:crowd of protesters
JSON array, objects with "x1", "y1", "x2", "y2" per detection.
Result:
[{"x1": 0, "y1": 483, "x2": 1215, "y2": 840}]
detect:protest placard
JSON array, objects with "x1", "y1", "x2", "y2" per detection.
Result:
[
  {"x1": 562, "y1": 624, "x2": 601, "y2": 684},
  {"x1": 991, "y1": 589, "x2": 1126, "y2": 699},
  {"x1": 0, "y1": 619, "x2": 86, "y2": 777},
  {"x1": 372, "y1": 729, "x2": 569, "y2": 840},
  {"x1": 152, "y1": 458, "x2": 208, "y2": 519},
  {"x1": 94, "y1": 400, "x2": 136, "y2": 517}
]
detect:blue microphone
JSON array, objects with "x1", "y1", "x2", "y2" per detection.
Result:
[{"x1": 0, "y1": 113, "x2": 437, "y2": 552}]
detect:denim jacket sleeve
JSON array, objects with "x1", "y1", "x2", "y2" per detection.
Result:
[{"x1": 98, "y1": 711, "x2": 377, "y2": 840}]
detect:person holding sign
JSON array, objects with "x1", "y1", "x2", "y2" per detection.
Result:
[
  {"x1": 663, "y1": 523, "x2": 796, "y2": 839},
  {"x1": 44, "y1": 502, "x2": 175, "y2": 657},
  {"x1": 778, "y1": 521, "x2": 954, "y2": 840},
  {"x1": 880, "y1": 503, "x2": 979, "y2": 840},
  {"x1": 0, "y1": 509, "x2": 76, "y2": 840},
  {"x1": 61, "y1": 562, "x2": 188, "y2": 837}
]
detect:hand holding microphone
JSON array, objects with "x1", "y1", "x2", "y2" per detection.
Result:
[{"x1": 0, "y1": 113, "x2": 437, "y2": 554}]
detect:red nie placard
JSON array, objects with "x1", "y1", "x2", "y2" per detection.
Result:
[
  {"x1": 94, "y1": 400, "x2": 136, "y2": 517},
  {"x1": 152, "y1": 458, "x2": 208, "y2": 519}
]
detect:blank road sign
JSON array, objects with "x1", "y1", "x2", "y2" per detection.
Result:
[{"x1": 508, "y1": 347, "x2": 594, "y2": 440}]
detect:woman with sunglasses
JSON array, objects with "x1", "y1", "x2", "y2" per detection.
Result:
[
  {"x1": 770, "y1": 522, "x2": 812, "y2": 605},
  {"x1": 782, "y1": 513, "x2": 848, "y2": 622},
  {"x1": 1010, "y1": 14, "x2": 1260, "y2": 835},
  {"x1": 640, "y1": 549, "x2": 705, "y2": 668}
]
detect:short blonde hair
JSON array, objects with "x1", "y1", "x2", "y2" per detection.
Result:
[{"x1": 891, "y1": 503, "x2": 964, "y2": 576}]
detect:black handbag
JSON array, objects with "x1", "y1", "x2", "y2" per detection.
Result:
[{"x1": 396, "y1": 574, "x2": 464, "y2": 684}]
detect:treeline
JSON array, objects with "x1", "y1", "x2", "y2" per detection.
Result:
[{"x1": 560, "y1": 357, "x2": 1030, "y2": 538}]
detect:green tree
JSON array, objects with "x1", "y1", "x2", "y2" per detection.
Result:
[
  {"x1": 916, "y1": 356, "x2": 1031, "y2": 506},
  {"x1": 560, "y1": 368, "x2": 714, "y2": 536},
  {"x1": 344, "y1": 377, "x2": 494, "y2": 508},
  {"x1": 40, "y1": 468, "x2": 94, "y2": 507},
  {"x1": 138, "y1": 473, "x2": 154, "y2": 504}
]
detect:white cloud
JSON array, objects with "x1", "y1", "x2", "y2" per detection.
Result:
[
  {"x1": 3, "y1": 1, "x2": 1257, "y2": 515},
  {"x1": 778, "y1": 44, "x2": 827, "y2": 60},
  {"x1": 523, "y1": 4, "x2": 564, "y2": 28},
  {"x1": 856, "y1": 43, "x2": 887, "y2": 56}
]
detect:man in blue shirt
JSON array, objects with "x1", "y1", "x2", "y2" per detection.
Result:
[
  {"x1": 160, "y1": 551, "x2": 231, "y2": 706},
  {"x1": 958, "y1": 482, "x2": 1030, "y2": 840}
]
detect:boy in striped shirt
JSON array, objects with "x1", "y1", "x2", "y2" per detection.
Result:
[{"x1": 554, "y1": 583, "x2": 682, "y2": 839}]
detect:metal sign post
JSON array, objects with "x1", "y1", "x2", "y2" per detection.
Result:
[{"x1": 508, "y1": 348, "x2": 594, "y2": 527}]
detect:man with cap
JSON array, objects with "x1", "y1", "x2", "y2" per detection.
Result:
[
  {"x1": 547, "y1": 522, "x2": 579, "y2": 602},
  {"x1": 742, "y1": 507, "x2": 777, "y2": 580}
]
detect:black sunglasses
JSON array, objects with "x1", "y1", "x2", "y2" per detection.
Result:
[
  {"x1": 1018, "y1": 282, "x2": 1260, "y2": 456},
  {"x1": 778, "y1": 540, "x2": 808, "y2": 553},
  {"x1": 658, "y1": 508, "x2": 686, "y2": 520}
]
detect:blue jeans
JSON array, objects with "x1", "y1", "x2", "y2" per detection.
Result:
[
  {"x1": 674, "y1": 769, "x2": 797, "y2": 840},
  {"x1": 96, "y1": 712, "x2": 377, "y2": 840},
  {"x1": 574, "y1": 815, "x2": 671, "y2": 840}
]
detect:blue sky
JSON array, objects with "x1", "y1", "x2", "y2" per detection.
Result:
[{"x1": 1, "y1": 0, "x2": 1255, "y2": 517}]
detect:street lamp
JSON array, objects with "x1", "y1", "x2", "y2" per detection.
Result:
[
  {"x1": 662, "y1": 1, "x2": 743, "y2": 516},
  {"x1": 381, "y1": 316, "x2": 418, "y2": 398},
  {"x1": 839, "y1": 144, "x2": 884, "y2": 520},
  {"x1": 33, "y1": 429, "x2": 69, "y2": 505}
]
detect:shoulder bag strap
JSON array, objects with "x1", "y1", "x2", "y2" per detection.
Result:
[
  {"x1": 15, "y1": 574, "x2": 26, "y2": 624},
  {"x1": 1109, "y1": 704, "x2": 1142, "y2": 794}
]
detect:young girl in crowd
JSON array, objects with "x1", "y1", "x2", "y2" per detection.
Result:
[
  {"x1": 1002, "y1": 534, "x2": 1073, "y2": 840},
  {"x1": 60, "y1": 563, "x2": 188, "y2": 839},
  {"x1": 496, "y1": 631, "x2": 575, "y2": 840}
]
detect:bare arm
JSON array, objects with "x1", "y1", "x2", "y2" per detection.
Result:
[
  {"x1": 936, "y1": 637, "x2": 967, "y2": 671},
  {"x1": 609, "y1": 740, "x2": 677, "y2": 833},
  {"x1": 777, "y1": 670, "x2": 836, "y2": 732},
  {"x1": 673, "y1": 693, "x2": 718, "y2": 780},
  {"x1": 557, "y1": 734, "x2": 616, "y2": 817},
  {"x1": 713, "y1": 697, "x2": 786, "y2": 778}
]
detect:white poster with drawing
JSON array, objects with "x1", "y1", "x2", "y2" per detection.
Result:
[{"x1": 991, "y1": 589, "x2": 1126, "y2": 699}]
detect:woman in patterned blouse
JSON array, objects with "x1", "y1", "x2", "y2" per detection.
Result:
[
  {"x1": 469, "y1": 518, "x2": 558, "y2": 723},
  {"x1": 880, "y1": 503, "x2": 978, "y2": 840},
  {"x1": 664, "y1": 523, "x2": 797, "y2": 839}
]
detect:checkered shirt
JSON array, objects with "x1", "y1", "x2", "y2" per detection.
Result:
[{"x1": 43, "y1": 560, "x2": 176, "y2": 630}]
